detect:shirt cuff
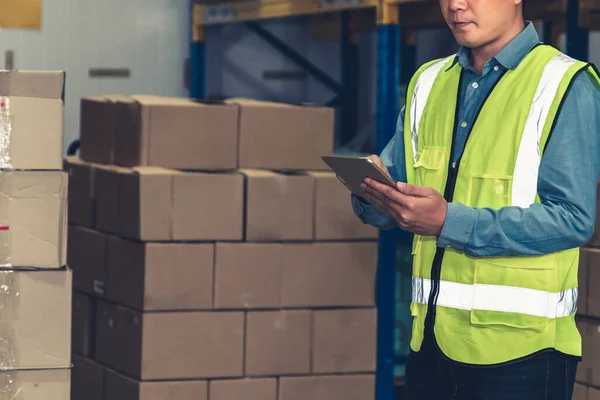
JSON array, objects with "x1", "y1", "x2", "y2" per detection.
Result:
[{"x1": 437, "y1": 202, "x2": 476, "y2": 252}]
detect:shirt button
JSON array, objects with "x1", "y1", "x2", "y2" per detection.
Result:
[
  {"x1": 494, "y1": 66, "x2": 499, "y2": 71},
  {"x1": 461, "y1": 121, "x2": 468, "y2": 128},
  {"x1": 472, "y1": 82, "x2": 479, "y2": 89}
]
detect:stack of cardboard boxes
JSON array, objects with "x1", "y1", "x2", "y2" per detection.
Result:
[
  {"x1": 0, "y1": 71, "x2": 71, "y2": 399},
  {"x1": 67, "y1": 95, "x2": 379, "y2": 400},
  {"x1": 574, "y1": 186, "x2": 600, "y2": 400}
]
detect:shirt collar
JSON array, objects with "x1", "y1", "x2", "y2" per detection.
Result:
[{"x1": 446, "y1": 21, "x2": 541, "y2": 72}]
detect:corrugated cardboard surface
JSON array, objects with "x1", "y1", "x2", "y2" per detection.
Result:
[
  {"x1": 105, "y1": 368, "x2": 208, "y2": 400},
  {"x1": 71, "y1": 354, "x2": 104, "y2": 400},
  {"x1": 64, "y1": 157, "x2": 94, "y2": 228},
  {"x1": 79, "y1": 95, "x2": 128, "y2": 165},
  {"x1": 585, "y1": 248, "x2": 600, "y2": 318},
  {"x1": 95, "y1": 299, "x2": 118, "y2": 369},
  {"x1": 67, "y1": 226, "x2": 106, "y2": 296},
  {"x1": 245, "y1": 310, "x2": 311, "y2": 376},
  {"x1": 0, "y1": 369, "x2": 70, "y2": 400},
  {"x1": 106, "y1": 237, "x2": 214, "y2": 311},
  {"x1": 114, "y1": 95, "x2": 238, "y2": 169},
  {"x1": 279, "y1": 375, "x2": 375, "y2": 400},
  {"x1": 579, "y1": 248, "x2": 591, "y2": 316},
  {"x1": 574, "y1": 383, "x2": 588, "y2": 400},
  {"x1": 242, "y1": 170, "x2": 313, "y2": 241},
  {"x1": 227, "y1": 98, "x2": 334, "y2": 171},
  {"x1": 214, "y1": 243, "x2": 283, "y2": 309},
  {"x1": 1, "y1": 171, "x2": 67, "y2": 268},
  {"x1": 0, "y1": 269, "x2": 72, "y2": 370},
  {"x1": 210, "y1": 378, "x2": 277, "y2": 400},
  {"x1": 110, "y1": 309, "x2": 244, "y2": 380},
  {"x1": 94, "y1": 164, "x2": 129, "y2": 234},
  {"x1": 0, "y1": 71, "x2": 64, "y2": 98},
  {"x1": 590, "y1": 387, "x2": 600, "y2": 400},
  {"x1": 310, "y1": 171, "x2": 378, "y2": 240},
  {"x1": 312, "y1": 309, "x2": 377, "y2": 373},
  {"x1": 71, "y1": 291, "x2": 95, "y2": 358},
  {"x1": 281, "y1": 242, "x2": 377, "y2": 307},
  {"x1": 118, "y1": 167, "x2": 244, "y2": 241}
]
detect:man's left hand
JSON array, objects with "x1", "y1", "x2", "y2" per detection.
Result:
[{"x1": 361, "y1": 178, "x2": 448, "y2": 236}]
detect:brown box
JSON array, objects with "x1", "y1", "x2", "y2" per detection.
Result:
[
  {"x1": 95, "y1": 299, "x2": 118, "y2": 368},
  {"x1": 579, "y1": 248, "x2": 592, "y2": 315},
  {"x1": 114, "y1": 95, "x2": 238, "y2": 169},
  {"x1": 64, "y1": 156, "x2": 94, "y2": 228},
  {"x1": 71, "y1": 354, "x2": 104, "y2": 400},
  {"x1": 586, "y1": 248, "x2": 600, "y2": 317},
  {"x1": 0, "y1": 269, "x2": 72, "y2": 370},
  {"x1": 210, "y1": 378, "x2": 276, "y2": 400},
  {"x1": 589, "y1": 181, "x2": 600, "y2": 247},
  {"x1": 79, "y1": 95, "x2": 128, "y2": 165},
  {"x1": 103, "y1": 308, "x2": 244, "y2": 380},
  {"x1": 279, "y1": 375, "x2": 375, "y2": 400},
  {"x1": 281, "y1": 242, "x2": 377, "y2": 307},
  {"x1": 574, "y1": 383, "x2": 588, "y2": 400},
  {"x1": 68, "y1": 226, "x2": 107, "y2": 296},
  {"x1": 119, "y1": 167, "x2": 244, "y2": 241},
  {"x1": 94, "y1": 164, "x2": 129, "y2": 234},
  {"x1": 106, "y1": 237, "x2": 214, "y2": 310},
  {"x1": 242, "y1": 170, "x2": 314, "y2": 241},
  {"x1": 590, "y1": 387, "x2": 600, "y2": 400},
  {"x1": 312, "y1": 309, "x2": 377, "y2": 373},
  {"x1": 310, "y1": 171, "x2": 379, "y2": 240},
  {"x1": 72, "y1": 291, "x2": 96, "y2": 357},
  {"x1": 227, "y1": 98, "x2": 334, "y2": 170},
  {"x1": 245, "y1": 310, "x2": 311, "y2": 376},
  {"x1": 214, "y1": 243, "x2": 283, "y2": 309},
  {"x1": 0, "y1": 369, "x2": 70, "y2": 400},
  {"x1": 0, "y1": 70, "x2": 64, "y2": 170},
  {"x1": 105, "y1": 368, "x2": 207, "y2": 400},
  {"x1": 0, "y1": 171, "x2": 67, "y2": 268}
]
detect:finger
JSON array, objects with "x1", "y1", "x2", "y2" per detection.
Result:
[
  {"x1": 364, "y1": 178, "x2": 412, "y2": 206},
  {"x1": 364, "y1": 184, "x2": 405, "y2": 218},
  {"x1": 395, "y1": 181, "x2": 430, "y2": 197}
]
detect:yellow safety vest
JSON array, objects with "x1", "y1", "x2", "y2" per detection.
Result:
[{"x1": 404, "y1": 44, "x2": 600, "y2": 365}]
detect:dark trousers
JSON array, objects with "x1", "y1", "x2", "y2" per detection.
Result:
[{"x1": 404, "y1": 337, "x2": 579, "y2": 400}]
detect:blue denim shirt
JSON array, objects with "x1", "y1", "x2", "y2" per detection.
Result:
[{"x1": 352, "y1": 22, "x2": 600, "y2": 257}]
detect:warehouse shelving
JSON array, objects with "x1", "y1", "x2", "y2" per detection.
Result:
[{"x1": 188, "y1": 1, "x2": 591, "y2": 399}]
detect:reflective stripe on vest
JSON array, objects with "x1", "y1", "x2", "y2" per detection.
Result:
[
  {"x1": 412, "y1": 277, "x2": 578, "y2": 319},
  {"x1": 410, "y1": 53, "x2": 578, "y2": 206}
]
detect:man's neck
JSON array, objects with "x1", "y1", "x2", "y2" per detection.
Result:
[{"x1": 470, "y1": 19, "x2": 526, "y2": 75}]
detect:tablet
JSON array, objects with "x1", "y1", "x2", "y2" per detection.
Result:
[{"x1": 321, "y1": 155, "x2": 396, "y2": 198}]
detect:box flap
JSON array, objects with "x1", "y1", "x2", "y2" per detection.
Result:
[{"x1": 0, "y1": 71, "x2": 65, "y2": 99}]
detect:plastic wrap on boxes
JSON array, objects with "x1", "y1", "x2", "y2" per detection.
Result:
[
  {"x1": 0, "y1": 97, "x2": 13, "y2": 169},
  {"x1": 0, "y1": 369, "x2": 70, "y2": 399}
]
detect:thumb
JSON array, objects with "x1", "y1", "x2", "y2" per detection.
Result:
[{"x1": 395, "y1": 181, "x2": 429, "y2": 197}]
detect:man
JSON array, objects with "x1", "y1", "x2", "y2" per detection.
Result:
[{"x1": 349, "y1": 0, "x2": 600, "y2": 398}]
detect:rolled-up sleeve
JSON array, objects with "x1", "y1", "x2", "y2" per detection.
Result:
[{"x1": 437, "y1": 70, "x2": 600, "y2": 257}]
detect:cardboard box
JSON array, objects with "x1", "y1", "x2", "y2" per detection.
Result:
[
  {"x1": 279, "y1": 375, "x2": 375, "y2": 400},
  {"x1": 119, "y1": 167, "x2": 244, "y2": 241},
  {"x1": 577, "y1": 317, "x2": 593, "y2": 384},
  {"x1": 242, "y1": 170, "x2": 313, "y2": 241},
  {"x1": 105, "y1": 369, "x2": 208, "y2": 400},
  {"x1": 67, "y1": 226, "x2": 107, "y2": 296},
  {"x1": 95, "y1": 299, "x2": 118, "y2": 368},
  {"x1": 574, "y1": 383, "x2": 588, "y2": 400},
  {"x1": 281, "y1": 242, "x2": 377, "y2": 307},
  {"x1": 94, "y1": 164, "x2": 129, "y2": 234},
  {"x1": 589, "y1": 181, "x2": 600, "y2": 248},
  {"x1": 590, "y1": 387, "x2": 600, "y2": 400},
  {"x1": 227, "y1": 98, "x2": 334, "y2": 170},
  {"x1": 310, "y1": 171, "x2": 378, "y2": 240},
  {"x1": 0, "y1": 171, "x2": 67, "y2": 268},
  {"x1": 586, "y1": 248, "x2": 600, "y2": 317},
  {"x1": 579, "y1": 248, "x2": 592, "y2": 316},
  {"x1": 100, "y1": 307, "x2": 244, "y2": 380},
  {"x1": 0, "y1": 71, "x2": 64, "y2": 170},
  {"x1": 245, "y1": 310, "x2": 311, "y2": 376},
  {"x1": 71, "y1": 354, "x2": 104, "y2": 400},
  {"x1": 0, "y1": 269, "x2": 71, "y2": 370},
  {"x1": 312, "y1": 309, "x2": 377, "y2": 373},
  {"x1": 210, "y1": 378, "x2": 276, "y2": 400},
  {"x1": 106, "y1": 237, "x2": 214, "y2": 310},
  {"x1": 0, "y1": 369, "x2": 70, "y2": 400},
  {"x1": 214, "y1": 243, "x2": 283, "y2": 309},
  {"x1": 114, "y1": 95, "x2": 238, "y2": 169},
  {"x1": 79, "y1": 95, "x2": 127, "y2": 165},
  {"x1": 72, "y1": 291, "x2": 96, "y2": 358},
  {"x1": 64, "y1": 157, "x2": 94, "y2": 228}
]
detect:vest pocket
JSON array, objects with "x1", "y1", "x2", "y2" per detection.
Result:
[
  {"x1": 413, "y1": 146, "x2": 446, "y2": 191},
  {"x1": 470, "y1": 255, "x2": 558, "y2": 332},
  {"x1": 466, "y1": 174, "x2": 512, "y2": 209}
]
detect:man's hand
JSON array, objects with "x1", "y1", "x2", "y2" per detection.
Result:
[
  {"x1": 364, "y1": 155, "x2": 391, "y2": 177},
  {"x1": 361, "y1": 178, "x2": 448, "y2": 236}
]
